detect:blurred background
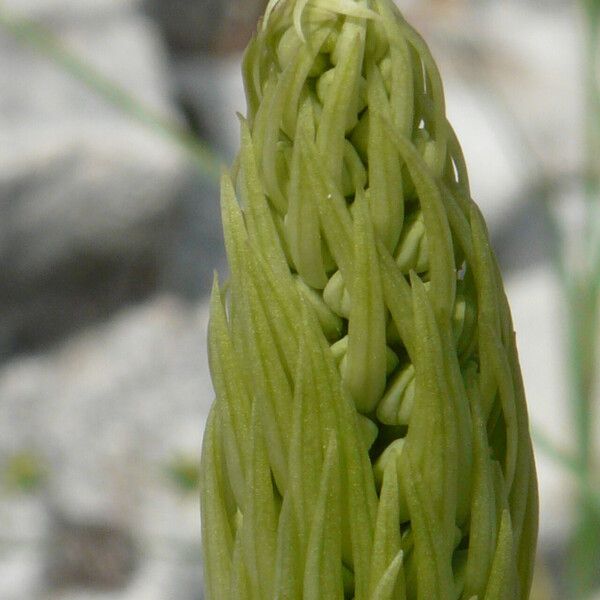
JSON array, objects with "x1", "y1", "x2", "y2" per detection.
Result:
[{"x1": 0, "y1": 0, "x2": 598, "y2": 598}]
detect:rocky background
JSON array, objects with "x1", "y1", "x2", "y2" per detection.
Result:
[{"x1": 0, "y1": 0, "x2": 596, "y2": 598}]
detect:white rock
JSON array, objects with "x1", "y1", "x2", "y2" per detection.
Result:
[
  {"x1": 0, "y1": 297, "x2": 213, "y2": 600},
  {"x1": 0, "y1": 5, "x2": 185, "y2": 280},
  {"x1": 2, "y1": 0, "x2": 139, "y2": 16},
  {"x1": 0, "y1": 548, "x2": 43, "y2": 600},
  {"x1": 0, "y1": 296, "x2": 211, "y2": 547},
  {"x1": 505, "y1": 264, "x2": 584, "y2": 544},
  {"x1": 0, "y1": 496, "x2": 47, "y2": 600},
  {"x1": 445, "y1": 80, "x2": 527, "y2": 228},
  {"x1": 475, "y1": 1, "x2": 582, "y2": 175},
  {"x1": 0, "y1": 296, "x2": 211, "y2": 595}
]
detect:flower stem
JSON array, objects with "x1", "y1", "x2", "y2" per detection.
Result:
[{"x1": 567, "y1": 3, "x2": 600, "y2": 597}]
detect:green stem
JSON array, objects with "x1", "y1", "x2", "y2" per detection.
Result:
[
  {"x1": 533, "y1": 427, "x2": 600, "y2": 515},
  {"x1": 0, "y1": 7, "x2": 223, "y2": 182},
  {"x1": 567, "y1": 3, "x2": 600, "y2": 597}
]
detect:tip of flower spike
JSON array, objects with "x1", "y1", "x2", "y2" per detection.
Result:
[
  {"x1": 314, "y1": 0, "x2": 382, "y2": 22},
  {"x1": 293, "y1": 0, "x2": 311, "y2": 42},
  {"x1": 263, "y1": 0, "x2": 283, "y2": 31},
  {"x1": 263, "y1": 0, "x2": 382, "y2": 34}
]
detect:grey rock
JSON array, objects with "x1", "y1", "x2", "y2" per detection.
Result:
[
  {"x1": 0, "y1": 0, "x2": 223, "y2": 355},
  {"x1": 45, "y1": 517, "x2": 138, "y2": 591},
  {"x1": 143, "y1": 0, "x2": 267, "y2": 54},
  {"x1": 142, "y1": 0, "x2": 266, "y2": 159},
  {"x1": 170, "y1": 55, "x2": 247, "y2": 160}
]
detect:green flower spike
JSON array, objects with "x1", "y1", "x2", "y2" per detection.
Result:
[{"x1": 200, "y1": 0, "x2": 539, "y2": 598}]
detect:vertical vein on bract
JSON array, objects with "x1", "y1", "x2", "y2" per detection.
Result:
[
  {"x1": 437, "y1": 308, "x2": 474, "y2": 526},
  {"x1": 373, "y1": 0, "x2": 414, "y2": 135},
  {"x1": 220, "y1": 171, "x2": 291, "y2": 491},
  {"x1": 463, "y1": 367, "x2": 498, "y2": 599},
  {"x1": 377, "y1": 239, "x2": 416, "y2": 357},
  {"x1": 282, "y1": 26, "x2": 333, "y2": 138},
  {"x1": 515, "y1": 457, "x2": 539, "y2": 599},
  {"x1": 241, "y1": 34, "x2": 262, "y2": 122},
  {"x1": 301, "y1": 304, "x2": 377, "y2": 600},
  {"x1": 229, "y1": 528, "x2": 251, "y2": 600},
  {"x1": 287, "y1": 96, "x2": 329, "y2": 289},
  {"x1": 483, "y1": 510, "x2": 518, "y2": 600},
  {"x1": 400, "y1": 450, "x2": 454, "y2": 600},
  {"x1": 369, "y1": 456, "x2": 406, "y2": 599},
  {"x1": 445, "y1": 123, "x2": 471, "y2": 201},
  {"x1": 506, "y1": 330, "x2": 538, "y2": 596},
  {"x1": 301, "y1": 135, "x2": 354, "y2": 280},
  {"x1": 384, "y1": 115, "x2": 456, "y2": 323},
  {"x1": 288, "y1": 319, "x2": 325, "y2": 545},
  {"x1": 439, "y1": 183, "x2": 474, "y2": 264},
  {"x1": 274, "y1": 494, "x2": 303, "y2": 599},
  {"x1": 240, "y1": 259, "x2": 293, "y2": 492},
  {"x1": 200, "y1": 408, "x2": 234, "y2": 600},
  {"x1": 255, "y1": 60, "x2": 298, "y2": 213},
  {"x1": 238, "y1": 117, "x2": 290, "y2": 279},
  {"x1": 468, "y1": 203, "x2": 503, "y2": 416},
  {"x1": 241, "y1": 404, "x2": 279, "y2": 599},
  {"x1": 470, "y1": 205, "x2": 518, "y2": 490},
  {"x1": 250, "y1": 253, "x2": 301, "y2": 382},
  {"x1": 409, "y1": 274, "x2": 458, "y2": 550},
  {"x1": 366, "y1": 61, "x2": 405, "y2": 252},
  {"x1": 345, "y1": 191, "x2": 387, "y2": 413},
  {"x1": 316, "y1": 9, "x2": 366, "y2": 190},
  {"x1": 303, "y1": 433, "x2": 344, "y2": 600},
  {"x1": 370, "y1": 550, "x2": 405, "y2": 600},
  {"x1": 395, "y1": 13, "x2": 448, "y2": 176},
  {"x1": 208, "y1": 276, "x2": 251, "y2": 507}
]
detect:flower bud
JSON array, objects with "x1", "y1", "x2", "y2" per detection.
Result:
[{"x1": 201, "y1": 1, "x2": 538, "y2": 598}]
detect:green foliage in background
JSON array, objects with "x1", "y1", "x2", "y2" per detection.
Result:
[
  {"x1": 4, "y1": 451, "x2": 46, "y2": 493},
  {"x1": 166, "y1": 455, "x2": 202, "y2": 494}
]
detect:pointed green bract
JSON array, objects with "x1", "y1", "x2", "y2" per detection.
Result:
[
  {"x1": 200, "y1": 408, "x2": 234, "y2": 600},
  {"x1": 345, "y1": 193, "x2": 387, "y2": 412},
  {"x1": 303, "y1": 434, "x2": 344, "y2": 600},
  {"x1": 201, "y1": 0, "x2": 538, "y2": 598}
]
